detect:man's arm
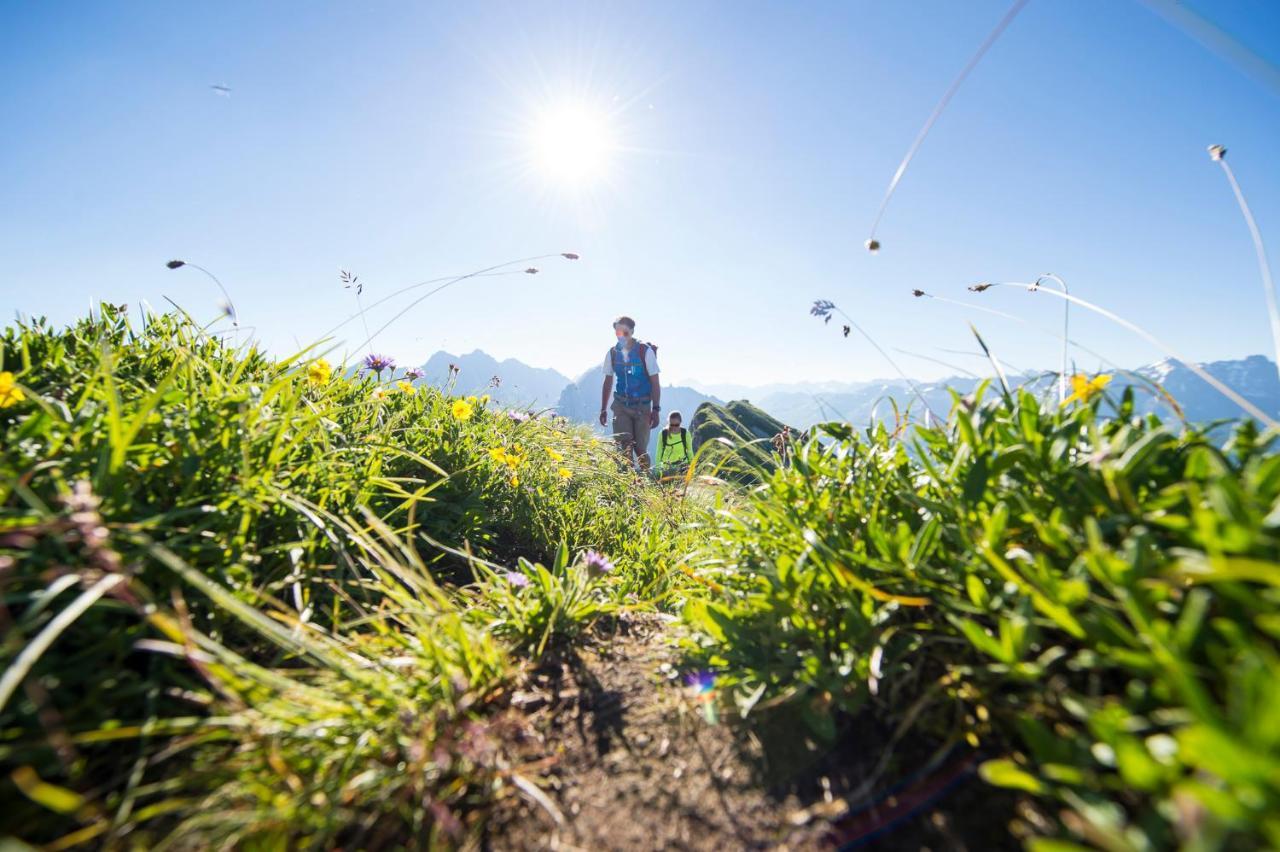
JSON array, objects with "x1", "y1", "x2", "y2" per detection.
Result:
[
  {"x1": 599, "y1": 376, "x2": 613, "y2": 427},
  {"x1": 647, "y1": 374, "x2": 661, "y2": 428}
]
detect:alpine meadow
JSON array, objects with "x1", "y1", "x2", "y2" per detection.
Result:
[{"x1": 4, "y1": 1, "x2": 1280, "y2": 850}]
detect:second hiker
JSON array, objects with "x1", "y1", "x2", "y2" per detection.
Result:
[
  {"x1": 599, "y1": 315, "x2": 661, "y2": 472},
  {"x1": 657, "y1": 410, "x2": 694, "y2": 480}
]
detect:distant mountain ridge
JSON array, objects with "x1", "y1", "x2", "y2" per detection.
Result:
[
  {"x1": 415, "y1": 350, "x2": 570, "y2": 408},
  {"x1": 697, "y1": 355, "x2": 1280, "y2": 429},
  {"x1": 411, "y1": 350, "x2": 1280, "y2": 432}
]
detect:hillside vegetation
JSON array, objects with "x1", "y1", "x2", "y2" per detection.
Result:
[
  {"x1": 689, "y1": 399, "x2": 792, "y2": 483},
  {"x1": 0, "y1": 307, "x2": 705, "y2": 848},
  {"x1": 685, "y1": 382, "x2": 1280, "y2": 849},
  {"x1": 4, "y1": 308, "x2": 1280, "y2": 850}
]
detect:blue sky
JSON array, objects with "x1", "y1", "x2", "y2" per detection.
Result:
[{"x1": 2, "y1": 1, "x2": 1279, "y2": 385}]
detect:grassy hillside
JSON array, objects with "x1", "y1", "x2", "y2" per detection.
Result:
[
  {"x1": 688, "y1": 399, "x2": 792, "y2": 482},
  {"x1": 6, "y1": 307, "x2": 1280, "y2": 850},
  {"x1": 0, "y1": 307, "x2": 706, "y2": 848}
]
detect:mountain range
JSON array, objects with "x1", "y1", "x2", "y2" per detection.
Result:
[
  {"x1": 415, "y1": 350, "x2": 570, "y2": 409},
  {"x1": 405, "y1": 349, "x2": 1280, "y2": 432}
]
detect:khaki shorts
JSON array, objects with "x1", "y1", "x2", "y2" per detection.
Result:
[{"x1": 611, "y1": 399, "x2": 653, "y2": 461}]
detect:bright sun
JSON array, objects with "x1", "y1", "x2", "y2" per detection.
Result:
[{"x1": 530, "y1": 103, "x2": 614, "y2": 184}]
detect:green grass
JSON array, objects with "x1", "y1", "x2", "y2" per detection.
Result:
[
  {"x1": 0, "y1": 306, "x2": 707, "y2": 848},
  {"x1": 8, "y1": 305, "x2": 1280, "y2": 850},
  {"x1": 683, "y1": 381, "x2": 1280, "y2": 850}
]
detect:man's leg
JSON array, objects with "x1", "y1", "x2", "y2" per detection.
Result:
[
  {"x1": 632, "y1": 404, "x2": 653, "y2": 473},
  {"x1": 610, "y1": 401, "x2": 637, "y2": 467}
]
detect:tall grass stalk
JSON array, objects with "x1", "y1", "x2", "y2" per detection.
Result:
[
  {"x1": 339, "y1": 269, "x2": 372, "y2": 356},
  {"x1": 813, "y1": 301, "x2": 939, "y2": 420},
  {"x1": 320, "y1": 271, "x2": 519, "y2": 341},
  {"x1": 1208, "y1": 145, "x2": 1280, "y2": 384},
  {"x1": 1033, "y1": 273, "x2": 1070, "y2": 403},
  {"x1": 894, "y1": 347, "x2": 981, "y2": 379},
  {"x1": 353, "y1": 253, "x2": 576, "y2": 352},
  {"x1": 925, "y1": 296, "x2": 1185, "y2": 419},
  {"x1": 975, "y1": 280, "x2": 1279, "y2": 427},
  {"x1": 916, "y1": 289, "x2": 1115, "y2": 376},
  {"x1": 165, "y1": 260, "x2": 237, "y2": 327},
  {"x1": 864, "y1": 0, "x2": 1030, "y2": 252}
]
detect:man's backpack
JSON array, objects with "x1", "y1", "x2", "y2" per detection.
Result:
[{"x1": 608, "y1": 341, "x2": 658, "y2": 378}]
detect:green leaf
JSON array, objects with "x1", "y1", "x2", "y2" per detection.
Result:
[
  {"x1": 962, "y1": 455, "x2": 989, "y2": 505},
  {"x1": 1027, "y1": 840, "x2": 1093, "y2": 852},
  {"x1": 1114, "y1": 736, "x2": 1163, "y2": 791},
  {"x1": 966, "y1": 574, "x2": 990, "y2": 608},
  {"x1": 978, "y1": 758, "x2": 1045, "y2": 794},
  {"x1": 9, "y1": 766, "x2": 86, "y2": 815}
]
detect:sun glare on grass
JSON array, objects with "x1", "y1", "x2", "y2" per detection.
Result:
[{"x1": 530, "y1": 103, "x2": 615, "y2": 184}]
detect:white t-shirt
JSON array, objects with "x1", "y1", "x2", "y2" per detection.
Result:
[{"x1": 601, "y1": 343, "x2": 659, "y2": 377}]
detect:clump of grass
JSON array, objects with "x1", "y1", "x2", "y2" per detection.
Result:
[
  {"x1": 0, "y1": 304, "x2": 706, "y2": 847},
  {"x1": 683, "y1": 382, "x2": 1280, "y2": 848}
]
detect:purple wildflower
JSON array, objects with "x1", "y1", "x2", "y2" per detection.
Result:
[
  {"x1": 684, "y1": 670, "x2": 716, "y2": 694},
  {"x1": 504, "y1": 571, "x2": 530, "y2": 588},
  {"x1": 362, "y1": 353, "x2": 396, "y2": 375},
  {"x1": 403, "y1": 367, "x2": 424, "y2": 381},
  {"x1": 581, "y1": 550, "x2": 615, "y2": 576},
  {"x1": 507, "y1": 410, "x2": 531, "y2": 424}
]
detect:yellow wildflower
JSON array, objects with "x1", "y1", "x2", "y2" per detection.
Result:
[
  {"x1": 546, "y1": 447, "x2": 564, "y2": 462},
  {"x1": 306, "y1": 359, "x2": 333, "y2": 385},
  {"x1": 480, "y1": 394, "x2": 490, "y2": 405},
  {"x1": 510, "y1": 474, "x2": 519, "y2": 487},
  {"x1": 1064, "y1": 373, "x2": 1112, "y2": 406},
  {"x1": 558, "y1": 467, "x2": 572, "y2": 480},
  {"x1": 452, "y1": 399, "x2": 474, "y2": 421},
  {"x1": 397, "y1": 381, "x2": 415, "y2": 395},
  {"x1": 489, "y1": 445, "x2": 525, "y2": 471},
  {"x1": 372, "y1": 387, "x2": 389, "y2": 401},
  {"x1": 0, "y1": 372, "x2": 25, "y2": 408}
]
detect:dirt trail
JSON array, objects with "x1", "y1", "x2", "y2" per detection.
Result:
[
  {"x1": 485, "y1": 614, "x2": 827, "y2": 850},
  {"x1": 483, "y1": 615, "x2": 1004, "y2": 852}
]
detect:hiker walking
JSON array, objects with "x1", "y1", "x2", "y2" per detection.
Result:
[
  {"x1": 656, "y1": 410, "x2": 693, "y2": 480},
  {"x1": 599, "y1": 315, "x2": 661, "y2": 472}
]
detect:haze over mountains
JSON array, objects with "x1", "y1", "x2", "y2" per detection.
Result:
[{"x1": 409, "y1": 350, "x2": 1280, "y2": 431}]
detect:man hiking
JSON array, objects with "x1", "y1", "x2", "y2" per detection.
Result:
[
  {"x1": 656, "y1": 410, "x2": 694, "y2": 480},
  {"x1": 599, "y1": 316, "x2": 661, "y2": 472}
]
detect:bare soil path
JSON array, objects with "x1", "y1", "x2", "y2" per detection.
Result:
[{"x1": 483, "y1": 615, "x2": 1008, "y2": 852}]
